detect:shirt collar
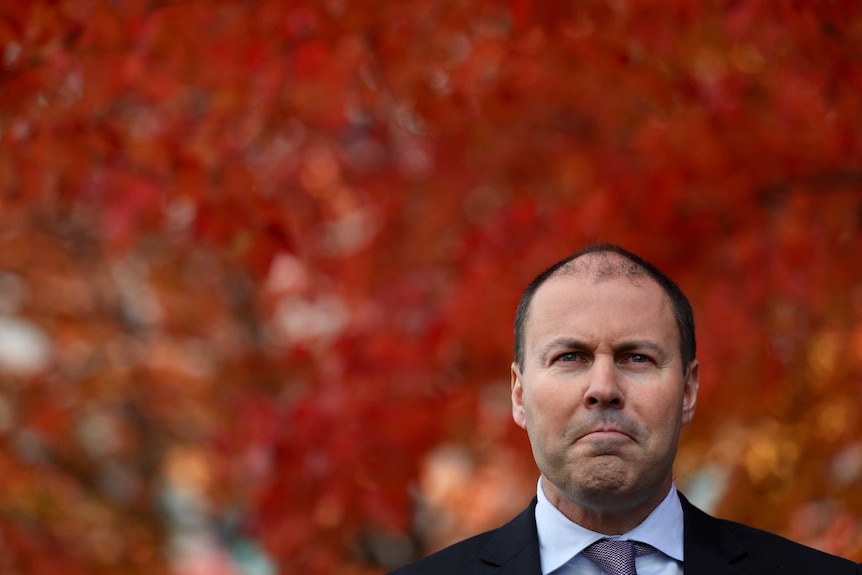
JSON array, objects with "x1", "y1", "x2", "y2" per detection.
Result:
[{"x1": 535, "y1": 477, "x2": 685, "y2": 574}]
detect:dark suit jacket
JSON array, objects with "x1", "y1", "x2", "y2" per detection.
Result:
[{"x1": 388, "y1": 493, "x2": 861, "y2": 574}]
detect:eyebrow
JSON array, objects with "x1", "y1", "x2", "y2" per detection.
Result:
[
  {"x1": 537, "y1": 337, "x2": 671, "y2": 364},
  {"x1": 616, "y1": 341, "x2": 671, "y2": 363},
  {"x1": 536, "y1": 338, "x2": 588, "y2": 365}
]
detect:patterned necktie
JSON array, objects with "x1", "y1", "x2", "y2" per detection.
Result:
[{"x1": 581, "y1": 539, "x2": 656, "y2": 575}]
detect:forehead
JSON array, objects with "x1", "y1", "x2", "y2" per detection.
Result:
[{"x1": 525, "y1": 269, "x2": 678, "y2": 351}]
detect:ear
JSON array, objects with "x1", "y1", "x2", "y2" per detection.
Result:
[
  {"x1": 681, "y1": 359, "x2": 699, "y2": 426},
  {"x1": 511, "y1": 362, "x2": 527, "y2": 429}
]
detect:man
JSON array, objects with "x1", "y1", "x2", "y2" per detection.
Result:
[{"x1": 389, "y1": 244, "x2": 860, "y2": 574}]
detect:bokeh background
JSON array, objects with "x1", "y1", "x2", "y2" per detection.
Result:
[{"x1": 1, "y1": 1, "x2": 861, "y2": 573}]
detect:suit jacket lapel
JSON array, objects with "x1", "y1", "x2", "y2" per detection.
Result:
[
  {"x1": 680, "y1": 492, "x2": 748, "y2": 575},
  {"x1": 477, "y1": 492, "x2": 754, "y2": 574},
  {"x1": 478, "y1": 498, "x2": 542, "y2": 574}
]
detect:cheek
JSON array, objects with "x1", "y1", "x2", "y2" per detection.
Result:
[
  {"x1": 525, "y1": 391, "x2": 577, "y2": 432},
  {"x1": 634, "y1": 388, "x2": 684, "y2": 426},
  {"x1": 643, "y1": 398, "x2": 685, "y2": 442}
]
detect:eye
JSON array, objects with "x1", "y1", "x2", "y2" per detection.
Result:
[
  {"x1": 626, "y1": 353, "x2": 652, "y2": 364},
  {"x1": 556, "y1": 352, "x2": 585, "y2": 363}
]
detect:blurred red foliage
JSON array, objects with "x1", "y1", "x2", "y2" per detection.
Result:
[{"x1": 0, "y1": 1, "x2": 861, "y2": 573}]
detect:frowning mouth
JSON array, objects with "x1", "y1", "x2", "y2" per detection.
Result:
[
  {"x1": 570, "y1": 416, "x2": 643, "y2": 443},
  {"x1": 577, "y1": 428, "x2": 635, "y2": 442}
]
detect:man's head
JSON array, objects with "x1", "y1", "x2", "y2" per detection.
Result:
[
  {"x1": 510, "y1": 244, "x2": 699, "y2": 533},
  {"x1": 514, "y1": 243, "x2": 696, "y2": 374}
]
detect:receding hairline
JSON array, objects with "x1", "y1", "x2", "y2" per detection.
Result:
[
  {"x1": 552, "y1": 251, "x2": 652, "y2": 285},
  {"x1": 513, "y1": 244, "x2": 697, "y2": 374},
  {"x1": 526, "y1": 252, "x2": 675, "y2": 339}
]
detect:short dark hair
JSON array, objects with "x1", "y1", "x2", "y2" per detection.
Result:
[{"x1": 513, "y1": 243, "x2": 696, "y2": 373}]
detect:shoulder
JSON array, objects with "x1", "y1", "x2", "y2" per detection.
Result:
[
  {"x1": 386, "y1": 529, "x2": 498, "y2": 575},
  {"x1": 720, "y1": 516, "x2": 856, "y2": 570},
  {"x1": 680, "y1": 493, "x2": 859, "y2": 573},
  {"x1": 386, "y1": 498, "x2": 540, "y2": 575}
]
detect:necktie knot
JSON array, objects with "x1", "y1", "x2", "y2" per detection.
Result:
[{"x1": 581, "y1": 539, "x2": 656, "y2": 575}]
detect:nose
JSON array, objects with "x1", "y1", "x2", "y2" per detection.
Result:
[{"x1": 583, "y1": 356, "x2": 624, "y2": 409}]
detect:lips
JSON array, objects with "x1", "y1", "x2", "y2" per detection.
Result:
[
  {"x1": 572, "y1": 418, "x2": 641, "y2": 442},
  {"x1": 587, "y1": 428, "x2": 629, "y2": 436},
  {"x1": 581, "y1": 428, "x2": 631, "y2": 440}
]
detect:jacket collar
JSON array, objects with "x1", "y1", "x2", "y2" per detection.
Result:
[
  {"x1": 476, "y1": 493, "x2": 751, "y2": 575},
  {"x1": 478, "y1": 498, "x2": 542, "y2": 574},
  {"x1": 679, "y1": 492, "x2": 748, "y2": 575}
]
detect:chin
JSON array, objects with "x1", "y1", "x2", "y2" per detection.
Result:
[{"x1": 554, "y1": 468, "x2": 632, "y2": 503}]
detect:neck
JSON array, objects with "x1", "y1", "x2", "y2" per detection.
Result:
[{"x1": 541, "y1": 475, "x2": 672, "y2": 535}]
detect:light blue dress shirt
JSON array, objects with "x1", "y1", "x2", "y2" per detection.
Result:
[{"x1": 535, "y1": 477, "x2": 685, "y2": 575}]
